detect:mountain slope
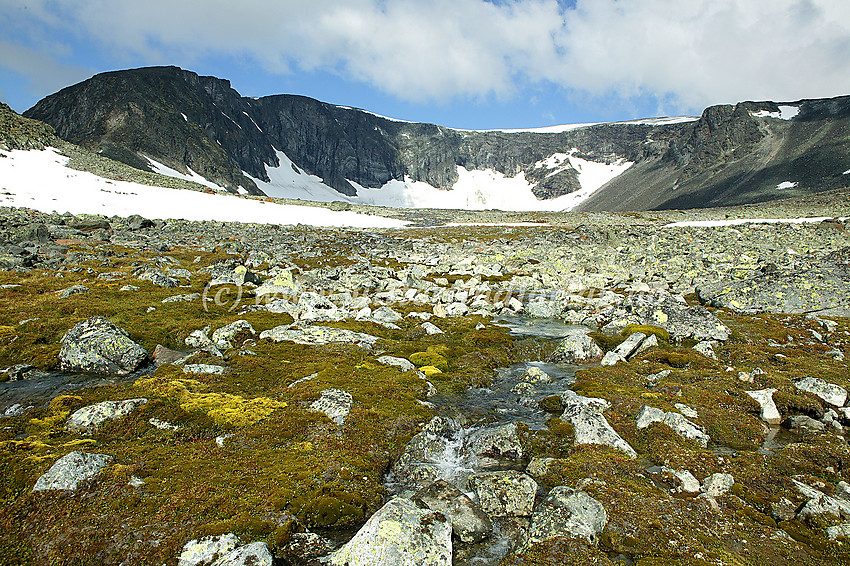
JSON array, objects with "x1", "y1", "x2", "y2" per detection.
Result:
[{"x1": 23, "y1": 66, "x2": 850, "y2": 211}]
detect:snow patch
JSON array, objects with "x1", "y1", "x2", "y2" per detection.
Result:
[
  {"x1": 243, "y1": 111, "x2": 262, "y2": 132},
  {"x1": 334, "y1": 105, "x2": 414, "y2": 124},
  {"x1": 180, "y1": 113, "x2": 188, "y2": 122},
  {"x1": 145, "y1": 157, "x2": 227, "y2": 192},
  {"x1": 750, "y1": 106, "x2": 799, "y2": 120},
  {"x1": 776, "y1": 181, "x2": 798, "y2": 190},
  {"x1": 843, "y1": 168, "x2": 850, "y2": 175},
  {"x1": 0, "y1": 148, "x2": 405, "y2": 229}
]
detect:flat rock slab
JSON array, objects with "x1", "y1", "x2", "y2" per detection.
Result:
[
  {"x1": 33, "y1": 451, "x2": 113, "y2": 492},
  {"x1": 328, "y1": 497, "x2": 452, "y2": 566},
  {"x1": 560, "y1": 391, "x2": 637, "y2": 457},
  {"x1": 746, "y1": 388, "x2": 781, "y2": 425},
  {"x1": 66, "y1": 398, "x2": 148, "y2": 434},
  {"x1": 469, "y1": 470, "x2": 538, "y2": 517},
  {"x1": 794, "y1": 376, "x2": 848, "y2": 407},
  {"x1": 529, "y1": 486, "x2": 608, "y2": 544},
  {"x1": 59, "y1": 316, "x2": 147, "y2": 375},
  {"x1": 636, "y1": 405, "x2": 710, "y2": 447},
  {"x1": 310, "y1": 389, "x2": 353, "y2": 425},
  {"x1": 260, "y1": 325, "x2": 380, "y2": 349}
]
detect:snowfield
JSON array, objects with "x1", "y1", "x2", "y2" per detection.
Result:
[
  {"x1": 0, "y1": 148, "x2": 406, "y2": 228},
  {"x1": 250, "y1": 149, "x2": 633, "y2": 211}
]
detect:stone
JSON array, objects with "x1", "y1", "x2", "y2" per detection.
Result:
[
  {"x1": 372, "y1": 306, "x2": 403, "y2": 324},
  {"x1": 468, "y1": 422, "x2": 525, "y2": 464},
  {"x1": 254, "y1": 269, "x2": 300, "y2": 296},
  {"x1": 674, "y1": 403, "x2": 699, "y2": 419},
  {"x1": 413, "y1": 479, "x2": 492, "y2": 543},
  {"x1": 649, "y1": 466, "x2": 701, "y2": 495},
  {"x1": 560, "y1": 391, "x2": 637, "y2": 457},
  {"x1": 282, "y1": 532, "x2": 335, "y2": 562},
  {"x1": 612, "y1": 332, "x2": 647, "y2": 359},
  {"x1": 528, "y1": 486, "x2": 608, "y2": 544},
  {"x1": 636, "y1": 405, "x2": 710, "y2": 447},
  {"x1": 32, "y1": 451, "x2": 113, "y2": 492},
  {"x1": 521, "y1": 366, "x2": 551, "y2": 384},
  {"x1": 137, "y1": 268, "x2": 178, "y2": 288},
  {"x1": 162, "y1": 293, "x2": 201, "y2": 304},
  {"x1": 645, "y1": 369, "x2": 671, "y2": 387},
  {"x1": 310, "y1": 389, "x2": 353, "y2": 425},
  {"x1": 469, "y1": 470, "x2": 538, "y2": 517},
  {"x1": 794, "y1": 376, "x2": 848, "y2": 407},
  {"x1": 152, "y1": 344, "x2": 193, "y2": 365},
  {"x1": 66, "y1": 398, "x2": 148, "y2": 434},
  {"x1": 549, "y1": 333, "x2": 603, "y2": 364},
  {"x1": 693, "y1": 340, "x2": 718, "y2": 359},
  {"x1": 328, "y1": 497, "x2": 452, "y2": 566},
  {"x1": 178, "y1": 534, "x2": 241, "y2": 566},
  {"x1": 378, "y1": 355, "x2": 416, "y2": 372},
  {"x1": 211, "y1": 319, "x2": 255, "y2": 350},
  {"x1": 185, "y1": 327, "x2": 223, "y2": 357},
  {"x1": 260, "y1": 325, "x2": 379, "y2": 349},
  {"x1": 792, "y1": 479, "x2": 850, "y2": 521},
  {"x1": 784, "y1": 415, "x2": 825, "y2": 431},
  {"x1": 183, "y1": 364, "x2": 229, "y2": 375},
  {"x1": 827, "y1": 523, "x2": 850, "y2": 541},
  {"x1": 211, "y1": 542, "x2": 273, "y2": 566},
  {"x1": 745, "y1": 388, "x2": 781, "y2": 425},
  {"x1": 421, "y1": 321, "x2": 444, "y2": 335},
  {"x1": 56, "y1": 284, "x2": 88, "y2": 299},
  {"x1": 59, "y1": 316, "x2": 147, "y2": 375},
  {"x1": 702, "y1": 473, "x2": 734, "y2": 497},
  {"x1": 622, "y1": 292, "x2": 731, "y2": 342}
]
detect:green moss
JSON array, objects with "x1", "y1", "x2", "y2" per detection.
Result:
[
  {"x1": 409, "y1": 351, "x2": 449, "y2": 372},
  {"x1": 622, "y1": 324, "x2": 670, "y2": 343}
]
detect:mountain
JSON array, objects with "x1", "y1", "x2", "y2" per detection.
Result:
[{"x1": 23, "y1": 66, "x2": 850, "y2": 210}]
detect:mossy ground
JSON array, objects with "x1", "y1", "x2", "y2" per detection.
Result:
[{"x1": 2, "y1": 237, "x2": 850, "y2": 565}]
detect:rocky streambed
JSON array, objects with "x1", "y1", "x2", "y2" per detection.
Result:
[{"x1": 0, "y1": 204, "x2": 850, "y2": 565}]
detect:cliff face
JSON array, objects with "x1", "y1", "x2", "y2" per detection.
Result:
[{"x1": 23, "y1": 66, "x2": 850, "y2": 209}]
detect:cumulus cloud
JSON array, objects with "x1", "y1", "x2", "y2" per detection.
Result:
[{"x1": 2, "y1": 0, "x2": 849, "y2": 109}]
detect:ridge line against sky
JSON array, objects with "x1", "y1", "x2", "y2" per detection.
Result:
[{"x1": 1, "y1": 0, "x2": 849, "y2": 130}]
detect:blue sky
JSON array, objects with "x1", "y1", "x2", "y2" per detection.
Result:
[{"x1": 2, "y1": 0, "x2": 850, "y2": 130}]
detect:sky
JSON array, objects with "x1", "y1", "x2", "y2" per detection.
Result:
[{"x1": 1, "y1": 0, "x2": 849, "y2": 130}]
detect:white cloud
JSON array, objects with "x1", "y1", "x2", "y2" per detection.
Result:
[{"x1": 2, "y1": 0, "x2": 850, "y2": 109}]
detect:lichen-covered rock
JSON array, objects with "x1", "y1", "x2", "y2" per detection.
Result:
[
  {"x1": 211, "y1": 542, "x2": 273, "y2": 566},
  {"x1": 560, "y1": 391, "x2": 637, "y2": 457},
  {"x1": 211, "y1": 319, "x2": 255, "y2": 350},
  {"x1": 636, "y1": 405, "x2": 710, "y2": 447},
  {"x1": 746, "y1": 388, "x2": 781, "y2": 425},
  {"x1": 528, "y1": 486, "x2": 608, "y2": 544},
  {"x1": 702, "y1": 473, "x2": 734, "y2": 497},
  {"x1": 620, "y1": 292, "x2": 731, "y2": 341},
  {"x1": 413, "y1": 479, "x2": 492, "y2": 543},
  {"x1": 59, "y1": 316, "x2": 147, "y2": 375},
  {"x1": 377, "y1": 355, "x2": 416, "y2": 372},
  {"x1": 32, "y1": 451, "x2": 113, "y2": 492},
  {"x1": 648, "y1": 466, "x2": 701, "y2": 495},
  {"x1": 137, "y1": 267, "x2": 178, "y2": 288},
  {"x1": 794, "y1": 376, "x2": 848, "y2": 407},
  {"x1": 548, "y1": 333, "x2": 603, "y2": 364},
  {"x1": 183, "y1": 364, "x2": 229, "y2": 375},
  {"x1": 178, "y1": 533, "x2": 241, "y2": 566},
  {"x1": 469, "y1": 470, "x2": 537, "y2": 517},
  {"x1": 66, "y1": 398, "x2": 148, "y2": 434},
  {"x1": 468, "y1": 422, "x2": 525, "y2": 465},
  {"x1": 260, "y1": 325, "x2": 379, "y2": 349},
  {"x1": 521, "y1": 366, "x2": 552, "y2": 384},
  {"x1": 310, "y1": 388, "x2": 353, "y2": 425},
  {"x1": 693, "y1": 340, "x2": 718, "y2": 359},
  {"x1": 282, "y1": 532, "x2": 335, "y2": 562},
  {"x1": 328, "y1": 497, "x2": 452, "y2": 566},
  {"x1": 185, "y1": 326, "x2": 223, "y2": 357}
]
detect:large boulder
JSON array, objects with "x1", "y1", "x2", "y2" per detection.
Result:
[
  {"x1": 549, "y1": 333, "x2": 603, "y2": 364},
  {"x1": 211, "y1": 542, "x2": 273, "y2": 566},
  {"x1": 745, "y1": 389, "x2": 781, "y2": 425},
  {"x1": 469, "y1": 470, "x2": 537, "y2": 517},
  {"x1": 59, "y1": 316, "x2": 147, "y2": 375},
  {"x1": 413, "y1": 479, "x2": 492, "y2": 543},
  {"x1": 794, "y1": 377, "x2": 848, "y2": 407},
  {"x1": 468, "y1": 422, "x2": 525, "y2": 466},
  {"x1": 327, "y1": 497, "x2": 452, "y2": 566},
  {"x1": 560, "y1": 391, "x2": 637, "y2": 457},
  {"x1": 528, "y1": 486, "x2": 608, "y2": 545},
  {"x1": 32, "y1": 451, "x2": 113, "y2": 492},
  {"x1": 618, "y1": 292, "x2": 730, "y2": 342},
  {"x1": 66, "y1": 398, "x2": 148, "y2": 434}
]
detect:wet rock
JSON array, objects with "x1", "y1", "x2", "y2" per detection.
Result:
[
  {"x1": 59, "y1": 316, "x2": 147, "y2": 375},
  {"x1": 260, "y1": 325, "x2": 379, "y2": 349},
  {"x1": 528, "y1": 486, "x2": 608, "y2": 544},
  {"x1": 521, "y1": 366, "x2": 552, "y2": 384},
  {"x1": 794, "y1": 376, "x2": 848, "y2": 407},
  {"x1": 413, "y1": 479, "x2": 492, "y2": 543},
  {"x1": 469, "y1": 470, "x2": 538, "y2": 517},
  {"x1": 32, "y1": 451, "x2": 113, "y2": 492},
  {"x1": 327, "y1": 497, "x2": 452, "y2": 566},
  {"x1": 310, "y1": 389, "x2": 353, "y2": 425},
  {"x1": 702, "y1": 473, "x2": 734, "y2": 497},
  {"x1": 560, "y1": 391, "x2": 637, "y2": 457},
  {"x1": 548, "y1": 333, "x2": 603, "y2": 364},
  {"x1": 468, "y1": 422, "x2": 525, "y2": 465},
  {"x1": 211, "y1": 319, "x2": 255, "y2": 350},
  {"x1": 746, "y1": 388, "x2": 781, "y2": 425},
  {"x1": 66, "y1": 398, "x2": 148, "y2": 434},
  {"x1": 178, "y1": 533, "x2": 241, "y2": 566},
  {"x1": 784, "y1": 415, "x2": 825, "y2": 431},
  {"x1": 636, "y1": 405, "x2": 710, "y2": 447},
  {"x1": 1, "y1": 364, "x2": 36, "y2": 381}
]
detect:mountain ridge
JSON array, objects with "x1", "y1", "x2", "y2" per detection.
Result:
[{"x1": 21, "y1": 66, "x2": 850, "y2": 211}]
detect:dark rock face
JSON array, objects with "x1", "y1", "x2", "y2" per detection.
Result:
[{"x1": 23, "y1": 66, "x2": 850, "y2": 209}]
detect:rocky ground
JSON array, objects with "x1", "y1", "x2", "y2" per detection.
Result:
[{"x1": 0, "y1": 199, "x2": 849, "y2": 566}]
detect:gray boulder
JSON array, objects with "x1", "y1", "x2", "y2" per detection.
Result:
[
  {"x1": 137, "y1": 268, "x2": 178, "y2": 288},
  {"x1": 310, "y1": 389, "x2": 353, "y2": 426},
  {"x1": 794, "y1": 376, "x2": 848, "y2": 407},
  {"x1": 178, "y1": 534, "x2": 241, "y2": 566},
  {"x1": 66, "y1": 398, "x2": 148, "y2": 434},
  {"x1": 260, "y1": 325, "x2": 379, "y2": 349},
  {"x1": 414, "y1": 479, "x2": 492, "y2": 543},
  {"x1": 636, "y1": 405, "x2": 710, "y2": 447},
  {"x1": 560, "y1": 391, "x2": 637, "y2": 457},
  {"x1": 59, "y1": 316, "x2": 147, "y2": 375},
  {"x1": 620, "y1": 292, "x2": 730, "y2": 342},
  {"x1": 32, "y1": 451, "x2": 113, "y2": 492},
  {"x1": 328, "y1": 497, "x2": 452, "y2": 566},
  {"x1": 468, "y1": 422, "x2": 525, "y2": 466},
  {"x1": 549, "y1": 333, "x2": 603, "y2": 364},
  {"x1": 211, "y1": 319, "x2": 255, "y2": 350},
  {"x1": 211, "y1": 542, "x2": 273, "y2": 566},
  {"x1": 378, "y1": 355, "x2": 416, "y2": 372},
  {"x1": 745, "y1": 388, "x2": 781, "y2": 425},
  {"x1": 702, "y1": 473, "x2": 734, "y2": 497},
  {"x1": 528, "y1": 486, "x2": 608, "y2": 544},
  {"x1": 185, "y1": 326, "x2": 223, "y2": 357},
  {"x1": 469, "y1": 470, "x2": 538, "y2": 517}
]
